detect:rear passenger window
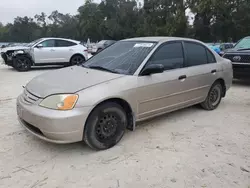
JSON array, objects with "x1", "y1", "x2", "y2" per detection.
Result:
[
  {"x1": 56, "y1": 40, "x2": 77, "y2": 47},
  {"x1": 39, "y1": 40, "x2": 55, "y2": 47},
  {"x1": 185, "y1": 42, "x2": 207, "y2": 66},
  {"x1": 206, "y1": 49, "x2": 216, "y2": 63},
  {"x1": 149, "y1": 42, "x2": 184, "y2": 70}
]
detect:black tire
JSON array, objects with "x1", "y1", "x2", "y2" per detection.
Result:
[
  {"x1": 13, "y1": 56, "x2": 31, "y2": 72},
  {"x1": 201, "y1": 82, "x2": 223, "y2": 110},
  {"x1": 84, "y1": 102, "x2": 127, "y2": 150},
  {"x1": 97, "y1": 48, "x2": 102, "y2": 53},
  {"x1": 70, "y1": 55, "x2": 85, "y2": 66}
]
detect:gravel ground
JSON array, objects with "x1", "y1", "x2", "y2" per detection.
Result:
[{"x1": 0, "y1": 61, "x2": 250, "y2": 188}]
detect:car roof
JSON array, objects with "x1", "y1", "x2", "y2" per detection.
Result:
[
  {"x1": 40, "y1": 37, "x2": 80, "y2": 43},
  {"x1": 122, "y1": 36, "x2": 203, "y2": 43}
]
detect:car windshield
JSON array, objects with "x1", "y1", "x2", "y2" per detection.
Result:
[
  {"x1": 84, "y1": 41, "x2": 157, "y2": 75},
  {"x1": 26, "y1": 38, "x2": 44, "y2": 47},
  {"x1": 234, "y1": 38, "x2": 250, "y2": 49}
]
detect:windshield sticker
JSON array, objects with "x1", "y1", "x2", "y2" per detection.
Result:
[{"x1": 134, "y1": 43, "x2": 154, "y2": 48}]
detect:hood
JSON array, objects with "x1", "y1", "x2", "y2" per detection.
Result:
[
  {"x1": 225, "y1": 48, "x2": 250, "y2": 54},
  {"x1": 2, "y1": 46, "x2": 29, "y2": 52},
  {"x1": 26, "y1": 66, "x2": 124, "y2": 98}
]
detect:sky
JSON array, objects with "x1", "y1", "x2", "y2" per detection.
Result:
[
  {"x1": 0, "y1": 0, "x2": 101, "y2": 24},
  {"x1": 0, "y1": 0, "x2": 193, "y2": 25}
]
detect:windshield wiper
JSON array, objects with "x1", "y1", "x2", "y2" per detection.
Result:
[
  {"x1": 237, "y1": 48, "x2": 250, "y2": 51},
  {"x1": 87, "y1": 65, "x2": 119, "y2": 74},
  {"x1": 81, "y1": 64, "x2": 88, "y2": 68}
]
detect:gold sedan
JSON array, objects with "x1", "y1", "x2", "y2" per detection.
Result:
[{"x1": 17, "y1": 37, "x2": 233, "y2": 150}]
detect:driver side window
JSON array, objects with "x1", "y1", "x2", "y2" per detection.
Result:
[
  {"x1": 39, "y1": 40, "x2": 55, "y2": 48},
  {"x1": 148, "y1": 42, "x2": 184, "y2": 71}
]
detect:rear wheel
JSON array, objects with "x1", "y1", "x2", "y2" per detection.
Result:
[
  {"x1": 70, "y1": 55, "x2": 85, "y2": 66},
  {"x1": 201, "y1": 82, "x2": 223, "y2": 110},
  {"x1": 84, "y1": 102, "x2": 127, "y2": 150},
  {"x1": 13, "y1": 56, "x2": 31, "y2": 72},
  {"x1": 97, "y1": 48, "x2": 102, "y2": 53}
]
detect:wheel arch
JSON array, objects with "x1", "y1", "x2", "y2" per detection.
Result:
[
  {"x1": 85, "y1": 98, "x2": 136, "y2": 132},
  {"x1": 214, "y1": 78, "x2": 226, "y2": 97},
  {"x1": 70, "y1": 53, "x2": 86, "y2": 62},
  {"x1": 14, "y1": 53, "x2": 34, "y2": 65}
]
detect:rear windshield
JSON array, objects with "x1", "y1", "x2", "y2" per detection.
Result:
[{"x1": 84, "y1": 41, "x2": 157, "y2": 75}]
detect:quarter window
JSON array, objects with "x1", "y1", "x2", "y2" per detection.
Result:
[
  {"x1": 185, "y1": 42, "x2": 207, "y2": 66},
  {"x1": 206, "y1": 49, "x2": 216, "y2": 63},
  {"x1": 149, "y1": 42, "x2": 184, "y2": 70}
]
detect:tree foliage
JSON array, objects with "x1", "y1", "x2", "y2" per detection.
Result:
[{"x1": 0, "y1": 0, "x2": 250, "y2": 42}]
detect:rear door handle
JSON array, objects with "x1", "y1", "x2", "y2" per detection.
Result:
[
  {"x1": 50, "y1": 49, "x2": 55, "y2": 52},
  {"x1": 178, "y1": 75, "x2": 187, "y2": 80},
  {"x1": 211, "y1": 69, "x2": 217, "y2": 74}
]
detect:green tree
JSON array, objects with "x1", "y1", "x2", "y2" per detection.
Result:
[{"x1": 0, "y1": 0, "x2": 250, "y2": 43}]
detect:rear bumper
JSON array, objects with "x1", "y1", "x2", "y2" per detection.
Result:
[{"x1": 17, "y1": 95, "x2": 92, "y2": 144}]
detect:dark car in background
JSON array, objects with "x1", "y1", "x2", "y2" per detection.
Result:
[
  {"x1": 219, "y1": 43, "x2": 234, "y2": 56},
  {"x1": 223, "y1": 36, "x2": 250, "y2": 78}
]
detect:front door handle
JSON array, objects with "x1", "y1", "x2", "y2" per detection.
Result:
[
  {"x1": 178, "y1": 75, "x2": 187, "y2": 80},
  {"x1": 50, "y1": 49, "x2": 55, "y2": 52},
  {"x1": 211, "y1": 69, "x2": 217, "y2": 74}
]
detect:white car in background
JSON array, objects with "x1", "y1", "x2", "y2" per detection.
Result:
[{"x1": 1, "y1": 37, "x2": 88, "y2": 71}]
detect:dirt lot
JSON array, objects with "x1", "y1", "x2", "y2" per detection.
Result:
[{"x1": 0, "y1": 62, "x2": 250, "y2": 188}]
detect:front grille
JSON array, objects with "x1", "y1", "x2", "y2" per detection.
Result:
[
  {"x1": 22, "y1": 119, "x2": 43, "y2": 135},
  {"x1": 224, "y1": 54, "x2": 250, "y2": 63},
  {"x1": 22, "y1": 89, "x2": 40, "y2": 104}
]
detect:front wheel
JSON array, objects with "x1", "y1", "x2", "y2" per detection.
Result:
[
  {"x1": 13, "y1": 56, "x2": 31, "y2": 72},
  {"x1": 84, "y1": 102, "x2": 127, "y2": 150},
  {"x1": 201, "y1": 82, "x2": 223, "y2": 110}
]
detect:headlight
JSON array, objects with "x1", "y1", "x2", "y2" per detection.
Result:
[
  {"x1": 13, "y1": 50, "x2": 24, "y2": 56},
  {"x1": 39, "y1": 94, "x2": 78, "y2": 110}
]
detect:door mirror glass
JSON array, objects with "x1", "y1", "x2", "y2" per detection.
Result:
[
  {"x1": 36, "y1": 44, "x2": 43, "y2": 48},
  {"x1": 141, "y1": 64, "x2": 164, "y2": 76}
]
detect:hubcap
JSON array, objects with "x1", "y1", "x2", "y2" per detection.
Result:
[
  {"x1": 72, "y1": 57, "x2": 83, "y2": 65},
  {"x1": 17, "y1": 59, "x2": 28, "y2": 69},
  {"x1": 209, "y1": 85, "x2": 221, "y2": 106},
  {"x1": 95, "y1": 113, "x2": 119, "y2": 141}
]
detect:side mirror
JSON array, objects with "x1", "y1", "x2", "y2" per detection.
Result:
[
  {"x1": 141, "y1": 64, "x2": 164, "y2": 76},
  {"x1": 36, "y1": 44, "x2": 43, "y2": 48}
]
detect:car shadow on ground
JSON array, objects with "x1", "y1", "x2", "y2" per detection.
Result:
[
  {"x1": 26, "y1": 136, "x2": 96, "y2": 154},
  {"x1": 233, "y1": 79, "x2": 250, "y2": 86},
  {"x1": 31, "y1": 65, "x2": 64, "y2": 70},
  {"x1": 1, "y1": 65, "x2": 64, "y2": 72},
  {"x1": 135, "y1": 105, "x2": 201, "y2": 129}
]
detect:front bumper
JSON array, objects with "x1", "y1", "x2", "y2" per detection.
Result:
[
  {"x1": 1, "y1": 52, "x2": 13, "y2": 66},
  {"x1": 17, "y1": 95, "x2": 92, "y2": 144},
  {"x1": 232, "y1": 63, "x2": 250, "y2": 78}
]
